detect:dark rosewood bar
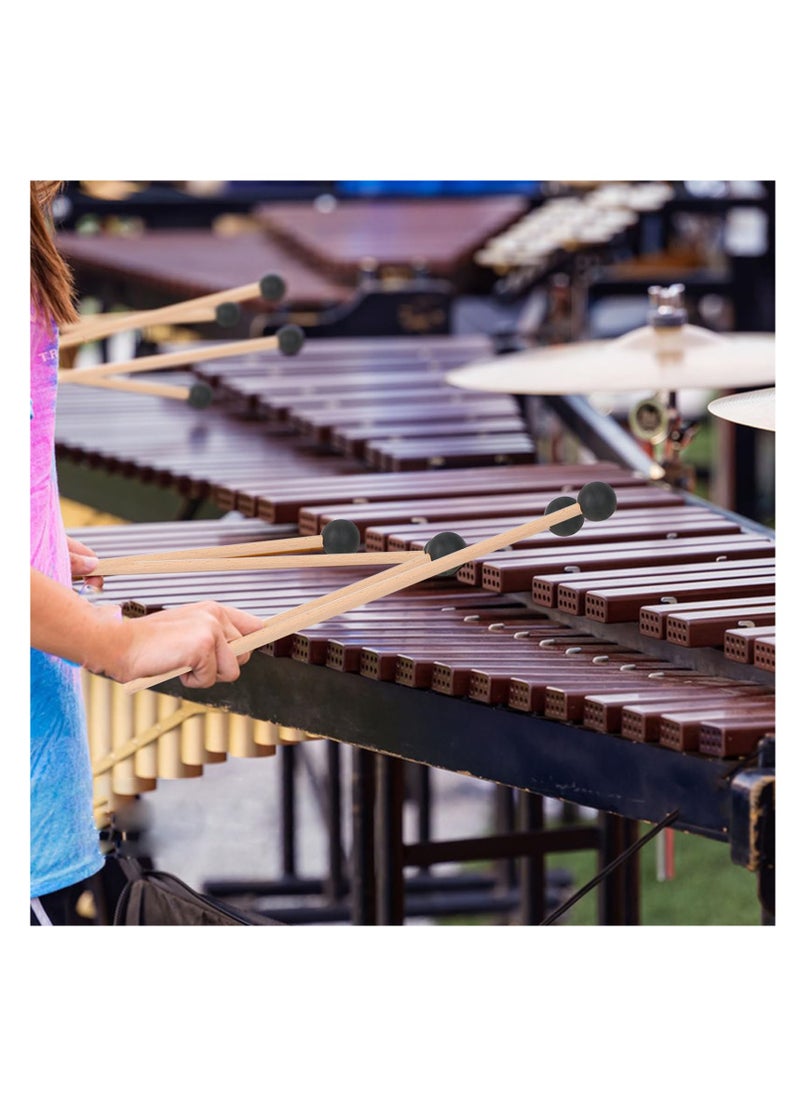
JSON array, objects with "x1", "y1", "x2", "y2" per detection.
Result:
[
  {"x1": 754, "y1": 636, "x2": 776, "y2": 671},
  {"x1": 582, "y1": 573, "x2": 775, "y2": 623},
  {"x1": 663, "y1": 604, "x2": 777, "y2": 647},
  {"x1": 542, "y1": 560, "x2": 774, "y2": 615},
  {"x1": 620, "y1": 687, "x2": 774, "y2": 742},
  {"x1": 699, "y1": 719, "x2": 778, "y2": 757},
  {"x1": 661, "y1": 706, "x2": 776, "y2": 753},
  {"x1": 724, "y1": 625, "x2": 776, "y2": 663},
  {"x1": 382, "y1": 510, "x2": 744, "y2": 555},
  {"x1": 472, "y1": 535, "x2": 773, "y2": 593},
  {"x1": 640, "y1": 597, "x2": 776, "y2": 640}
]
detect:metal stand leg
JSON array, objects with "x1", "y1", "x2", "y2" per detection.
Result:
[
  {"x1": 599, "y1": 814, "x2": 640, "y2": 925},
  {"x1": 280, "y1": 745, "x2": 296, "y2": 878},
  {"x1": 518, "y1": 793, "x2": 546, "y2": 924},
  {"x1": 350, "y1": 748, "x2": 377, "y2": 924},
  {"x1": 414, "y1": 763, "x2": 431, "y2": 845},
  {"x1": 376, "y1": 754, "x2": 406, "y2": 924},
  {"x1": 494, "y1": 785, "x2": 517, "y2": 894},
  {"x1": 324, "y1": 740, "x2": 347, "y2": 902}
]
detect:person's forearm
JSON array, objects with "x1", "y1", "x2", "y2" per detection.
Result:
[
  {"x1": 32, "y1": 565, "x2": 266, "y2": 688},
  {"x1": 30, "y1": 568, "x2": 124, "y2": 674}
]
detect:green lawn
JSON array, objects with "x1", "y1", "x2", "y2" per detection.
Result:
[
  {"x1": 547, "y1": 825, "x2": 762, "y2": 926},
  {"x1": 436, "y1": 824, "x2": 764, "y2": 926}
]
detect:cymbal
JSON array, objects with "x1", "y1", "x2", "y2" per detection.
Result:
[
  {"x1": 446, "y1": 326, "x2": 775, "y2": 394},
  {"x1": 707, "y1": 387, "x2": 775, "y2": 431}
]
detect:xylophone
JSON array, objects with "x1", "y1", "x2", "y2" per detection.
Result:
[{"x1": 57, "y1": 333, "x2": 776, "y2": 924}]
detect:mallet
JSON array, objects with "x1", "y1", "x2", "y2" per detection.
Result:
[
  {"x1": 122, "y1": 482, "x2": 617, "y2": 695},
  {"x1": 58, "y1": 324, "x2": 305, "y2": 389},
  {"x1": 59, "y1": 273, "x2": 287, "y2": 347},
  {"x1": 86, "y1": 518, "x2": 362, "y2": 573}
]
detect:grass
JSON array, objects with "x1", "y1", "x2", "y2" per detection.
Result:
[
  {"x1": 436, "y1": 824, "x2": 763, "y2": 926},
  {"x1": 547, "y1": 825, "x2": 762, "y2": 926}
]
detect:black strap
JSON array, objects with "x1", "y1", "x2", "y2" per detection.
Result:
[{"x1": 539, "y1": 809, "x2": 680, "y2": 926}]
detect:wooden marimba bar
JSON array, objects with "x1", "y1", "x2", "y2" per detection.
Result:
[{"x1": 54, "y1": 372, "x2": 362, "y2": 505}]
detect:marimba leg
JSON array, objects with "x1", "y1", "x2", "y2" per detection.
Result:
[
  {"x1": 518, "y1": 793, "x2": 547, "y2": 924},
  {"x1": 599, "y1": 815, "x2": 641, "y2": 925},
  {"x1": 280, "y1": 746, "x2": 297, "y2": 878},
  {"x1": 324, "y1": 740, "x2": 347, "y2": 903},
  {"x1": 494, "y1": 785, "x2": 518, "y2": 896},
  {"x1": 375, "y1": 754, "x2": 406, "y2": 925},
  {"x1": 350, "y1": 747, "x2": 377, "y2": 925}
]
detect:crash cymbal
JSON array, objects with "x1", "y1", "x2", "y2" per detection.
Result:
[
  {"x1": 446, "y1": 326, "x2": 775, "y2": 395},
  {"x1": 707, "y1": 387, "x2": 775, "y2": 431}
]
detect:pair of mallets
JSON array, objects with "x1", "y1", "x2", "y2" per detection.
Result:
[
  {"x1": 87, "y1": 518, "x2": 406, "y2": 577},
  {"x1": 58, "y1": 273, "x2": 304, "y2": 407},
  {"x1": 120, "y1": 481, "x2": 617, "y2": 695}
]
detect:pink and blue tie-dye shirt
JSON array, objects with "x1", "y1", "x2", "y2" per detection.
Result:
[{"x1": 30, "y1": 307, "x2": 103, "y2": 898}]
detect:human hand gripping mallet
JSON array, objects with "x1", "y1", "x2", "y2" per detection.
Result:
[{"x1": 122, "y1": 482, "x2": 617, "y2": 695}]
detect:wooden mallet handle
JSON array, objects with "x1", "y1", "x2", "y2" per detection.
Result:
[
  {"x1": 59, "y1": 274, "x2": 286, "y2": 347},
  {"x1": 89, "y1": 519, "x2": 361, "y2": 570},
  {"x1": 89, "y1": 551, "x2": 421, "y2": 577},
  {"x1": 56, "y1": 374, "x2": 212, "y2": 404},
  {"x1": 57, "y1": 328, "x2": 300, "y2": 385},
  {"x1": 95, "y1": 533, "x2": 326, "y2": 566},
  {"x1": 62, "y1": 302, "x2": 239, "y2": 345}
]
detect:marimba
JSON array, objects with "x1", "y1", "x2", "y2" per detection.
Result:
[
  {"x1": 56, "y1": 197, "x2": 529, "y2": 343},
  {"x1": 72, "y1": 472, "x2": 775, "y2": 923},
  {"x1": 252, "y1": 196, "x2": 527, "y2": 290},
  {"x1": 57, "y1": 334, "x2": 776, "y2": 924}
]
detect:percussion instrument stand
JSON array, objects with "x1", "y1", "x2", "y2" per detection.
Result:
[
  {"x1": 659, "y1": 389, "x2": 699, "y2": 493},
  {"x1": 371, "y1": 754, "x2": 637, "y2": 926},
  {"x1": 533, "y1": 284, "x2": 707, "y2": 489}
]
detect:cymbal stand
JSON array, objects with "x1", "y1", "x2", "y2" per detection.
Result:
[{"x1": 628, "y1": 284, "x2": 701, "y2": 490}]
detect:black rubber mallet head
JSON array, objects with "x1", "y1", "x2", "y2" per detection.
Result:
[
  {"x1": 214, "y1": 301, "x2": 242, "y2": 328},
  {"x1": 544, "y1": 495, "x2": 584, "y2": 537},
  {"x1": 188, "y1": 382, "x2": 214, "y2": 410},
  {"x1": 259, "y1": 273, "x2": 287, "y2": 302},
  {"x1": 577, "y1": 481, "x2": 618, "y2": 522},
  {"x1": 321, "y1": 519, "x2": 362, "y2": 554},
  {"x1": 424, "y1": 531, "x2": 468, "y2": 576},
  {"x1": 277, "y1": 324, "x2": 305, "y2": 356}
]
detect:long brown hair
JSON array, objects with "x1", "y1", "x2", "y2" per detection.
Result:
[{"x1": 30, "y1": 181, "x2": 78, "y2": 326}]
